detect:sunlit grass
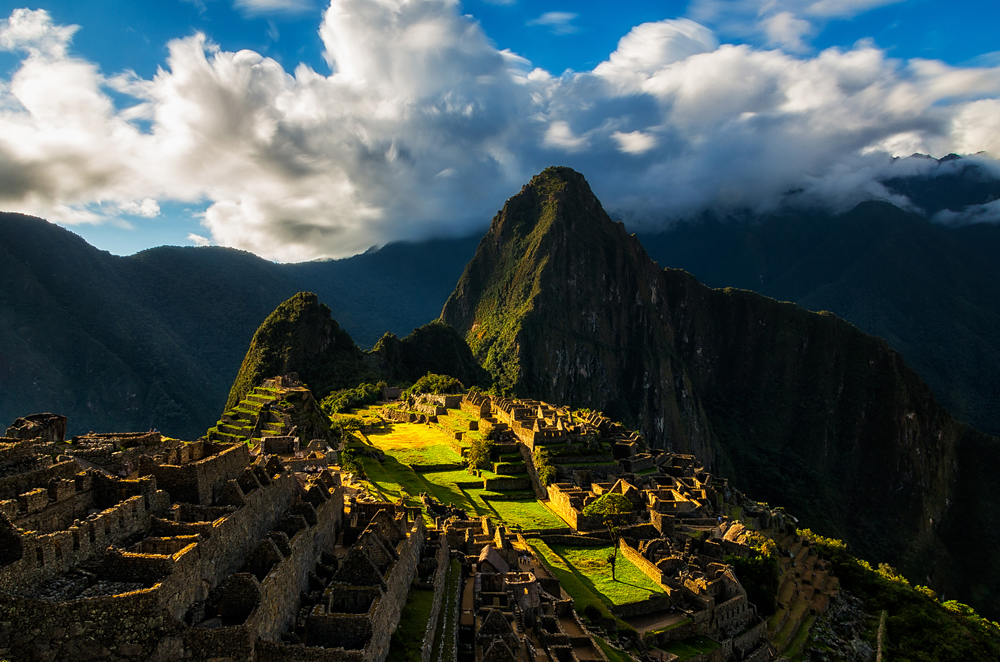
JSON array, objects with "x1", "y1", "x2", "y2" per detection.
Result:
[
  {"x1": 485, "y1": 499, "x2": 566, "y2": 532},
  {"x1": 527, "y1": 538, "x2": 664, "y2": 607},
  {"x1": 365, "y1": 422, "x2": 464, "y2": 466}
]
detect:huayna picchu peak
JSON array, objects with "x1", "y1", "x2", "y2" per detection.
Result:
[{"x1": 442, "y1": 166, "x2": 1000, "y2": 621}]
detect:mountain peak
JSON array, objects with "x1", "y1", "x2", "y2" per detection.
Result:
[
  {"x1": 441, "y1": 166, "x2": 658, "y2": 394},
  {"x1": 489, "y1": 166, "x2": 611, "y2": 242}
]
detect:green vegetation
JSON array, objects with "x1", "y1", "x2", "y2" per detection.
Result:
[
  {"x1": 582, "y1": 492, "x2": 634, "y2": 581},
  {"x1": 339, "y1": 448, "x2": 365, "y2": 479},
  {"x1": 800, "y1": 529, "x2": 1000, "y2": 661},
  {"x1": 725, "y1": 532, "x2": 780, "y2": 617},
  {"x1": 657, "y1": 636, "x2": 720, "y2": 661},
  {"x1": 405, "y1": 372, "x2": 463, "y2": 397},
  {"x1": 226, "y1": 292, "x2": 376, "y2": 409},
  {"x1": 533, "y1": 446, "x2": 556, "y2": 486},
  {"x1": 321, "y1": 381, "x2": 385, "y2": 414},
  {"x1": 442, "y1": 167, "x2": 587, "y2": 394},
  {"x1": 466, "y1": 437, "x2": 495, "y2": 470},
  {"x1": 484, "y1": 499, "x2": 565, "y2": 532},
  {"x1": 365, "y1": 422, "x2": 464, "y2": 467},
  {"x1": 386, "y1": 587, "x2": 435, "y2": 662},
  {"x1": 527, "y1": 538, "x2": 663, "y2": 610},
  {"x1": 369, "y1": 320, "x2": 491, "y2": 389},
  {"x1": 593, "y1": 637, "x2": 634, "y2": 662}
]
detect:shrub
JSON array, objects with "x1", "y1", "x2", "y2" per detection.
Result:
[
  {"x1": 340, "y1": 448, "x2": 366, "y2": 478},
  {"x1": 533, "y1": 447, "x2": 556, "y2": 486},
  {"x1": 405, "y1": 372, "x2": 464, "y2": 397},
  {"x1": 467, "y1": 437, "x2": 495, "y2": 471},
  {"x1": 320, "y1": 381, "x2": 386, "y2": 415}
]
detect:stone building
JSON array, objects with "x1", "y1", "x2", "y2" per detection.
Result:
[{"x1": 0, "y1": 416, "x2": 352, "y2": 662}]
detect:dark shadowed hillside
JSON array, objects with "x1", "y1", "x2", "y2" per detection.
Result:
[
  {"x1": 226, "y1": 292, "x2": 488, "y2": 408},
  {"x1": 637, "y1": 155, "x2": 1000, "y2": 437},
  {"x1": 0, "y1": 212, "x2": 476, "y2": 438},
  {"x1": 441, "y1": 166, "x2": 1000, "y2": 618}
]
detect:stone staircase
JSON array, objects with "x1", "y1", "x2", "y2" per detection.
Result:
[
  {"x1": 768, "y1": 533, "x2": 840, "y2": 658},
  {"x1": 206, "y1": 386, "x2": 287, "y2": 444}
]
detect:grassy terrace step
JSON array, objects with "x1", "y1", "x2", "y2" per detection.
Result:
[
  {"x1": 772, "y1": 598, "x2": 809, "y2": 652},
  {"x1": 786, "y1": 613, "x2": 817, "y2": 658}
]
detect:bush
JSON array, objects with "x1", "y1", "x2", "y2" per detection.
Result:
[
  {"x1": 467, "y1": 437, "x2": 495, "y2": 471},
  {"x1": 320, "y1": 381, "x2": 386, "y2": 415},
  {"x1": 726, "y1": 551, "x2": 781, "y2": 616},
  {"x1": 533, "y1": 447, "x2": 556, "y2": 486},
  {"x1": 798, "y1": 528, "x2": 1000, "y2": 660},
  {"x1": 405, "y1": 372, "x2": 464, "y2": 397},
  {"x1": 339, "y1": 448, "x2": 366, "y2": 478}
]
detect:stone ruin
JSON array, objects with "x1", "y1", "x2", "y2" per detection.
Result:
[
  {"x1": 437, "y1": 516, "x2": 607, "y2": 662},
  {"x1": 540, "y1": 457, "x2": 776, "y2": 661},
  {"x1": 0, "y1": 408, "x2": 464, "y2": 662},
  {"x1": 5, "y1": 413, "x2": 68, "y2": 443},
  {"x1": 208, "y1": 375, "x2": 334, "y2": 449}
]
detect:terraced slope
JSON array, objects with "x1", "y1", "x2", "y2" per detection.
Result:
[
  {"x1": 768, "y1": 533, "x2": 841, "y2": 658},
  {"x1": 207, "y1": 384, "x2": 333, "y2": 446}
]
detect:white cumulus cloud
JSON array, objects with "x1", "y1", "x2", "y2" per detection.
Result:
[
  {"x1": 527, "y1": 12, "x2": 579, "y2": 36},
  {"x1": 0, "y1": 2, "x2": 998, "y2": 261}
]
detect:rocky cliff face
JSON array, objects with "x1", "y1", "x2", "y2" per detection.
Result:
[{"x1": 441, "y1": 166, "x2": 1000, "y2": 616}]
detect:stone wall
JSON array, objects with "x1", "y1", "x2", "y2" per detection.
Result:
[
  {"x1": 381, "y1": 408, "x2": 413, "y2": 424},
  {"x1": 483, "y1": 477, "x2": 531, "y2": 491},
  {"x1": 0, "y1": 458, "x2": 77, "y2": 501},
  {"x1": 545, "y1": 484, "x2": 603, "y2": 531},
  {"x1": 461, "y1": 393, "x2": 491, "y2": 418},
  {"x1": 366, "y1": 517, "x2": 425, "y2": 662},
  {"x1": 0, "y1": 460, "x2": 336, "y2": 661},
  {"x1": 148, "y1": 443, "x2": 251, "y2": 505},
  {"x1": 421, "y1": 541, "x2": 450, "y2": 662},
  {"x1": 0, "y1": 488, "x2": 171, "y2": 596},
  {"x1": 250, "y1": 490, "x2": 344, "y2": 641},
  {"x1": 619, "y1": 540, "x2": 670, "y2": 592}
]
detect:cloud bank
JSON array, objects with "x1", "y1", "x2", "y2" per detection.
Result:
[{"x1": 0, "y1": 2, "x2": 999, "y2": 260}]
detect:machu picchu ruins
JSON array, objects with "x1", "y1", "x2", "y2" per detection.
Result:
[{"x1": 0, "y1": 380, "x2": 849, "y2": 662}]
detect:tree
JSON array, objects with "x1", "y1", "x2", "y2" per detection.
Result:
[
  {"x1": 467, "y1": 436, "x2": 495, "y2": 471},
  {"x1": 339, "y1": 448, "x2": 365, "y2": 478},
  {"x1": 533, "y1": 447, "x2": 556, "y2": 486},
  {"x1": 582, "y1": 492, "x2": 633, "y2": 580}
]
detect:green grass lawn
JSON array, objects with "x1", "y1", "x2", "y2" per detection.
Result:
[
  {"x1": 351, "y1": 417, "x2": 569, "y2": 532},
  {"x1": 433, "y1": 410, "x2": 483, "y2": 444},
  {"x1": 365, "y1": 423, "x2": 464, "y2": 466},
  {"x1": 658, "y1": 636, "x2": 720, "y2": 661},
  {"x1": 483, "y1": 499, "x2": 566, "y2": 532},
  {"x1": 480, "y1": 469, "x2": 530, "y2": 480},
  {"x1": 527, "y1": 539, "x2": 664, "y2": 608},
  {"x1": 386, "y1": 587, "x2": 436, "y2": 662}
]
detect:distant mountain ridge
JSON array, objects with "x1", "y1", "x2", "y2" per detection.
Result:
[
  {"x1": 2, "y1": 154, "x2": 1000, "y2": 446},
  {"x1": 0, "y1": 212, "x2": 476, "y2": 438},
  {"x1": 441, "y1": 166, "x2": 1000, "y2": 618}
]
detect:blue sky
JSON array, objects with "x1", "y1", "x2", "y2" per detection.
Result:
[{"x1": 1, "y1": 0, "x2": 998, "y2": 260}]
